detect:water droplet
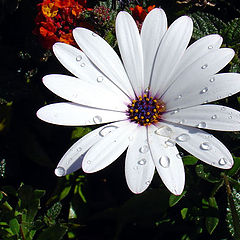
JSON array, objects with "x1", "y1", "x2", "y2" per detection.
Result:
[
  {"x1": 178, "y1": 119, "x2": 185, "y2": 124},
  {"x1": 203, "y1": 100, "x2": 209, "y2": 104},
  {"x1": 97, "y1": 76, "x2": 103, "y2": 82},
  {"x1": 176, "y1": 153, "x2": 183, "y2": 159},
  {"x1": 201, "y1": 64, "x2": 208, "y2": 69},
  {"x1": 165, "y1": 139, "x2": 175, "y2": 147},
  {"x1": 138, "y1": 159, "x2": 146, "y2": 165},
  {"x1": 87, "y1": 160, "x2": 91, "y2": 164},
  {"x1": 176, "y1": 134, "x2": 190, "y2": 142},
  {"x1": 145, "y1": 180, "x2": 150, "y2": 185},
  {"x1": 211, "y1": 115, "x2": 217, "y2": 119},
  {"x1": 93, "y1": 115, "x2": 102, "y2": 124},
  {"x1": 99, "y1": 125, "x2": 118, "y2": 137},
  {"x1": 200, "y1": 142, "x2": 212, "y2": 150},
  {"x1": 144, "y1": 87, "x2": 150, "y2": 93},
  {"x1": 208, "y1": 45, "x2": 213, "y2": 49},
  {"x1": 218, "y1": 158, "x2": 227, "y2": 166},
  {"x1": 81, "y1": 63, "x2": 85, "y2": 67},
  {"x1": 200, "y1": 87, "x2": 208, "y2": 94},
  {"x1": 159, "y1": 156, "x2": 170, "y2": 168},
  {"x1": 154, "y1": 126, "x2": 173, "y2": 137},
  {"x1": 176, "y1": 94, "x2": 182, "y2": 100},
  {"x1": 55, "y1": 167, "x2": 65, "y2": 177},
  {"x1": 221, "y1": 107, "x2": 226, "y2": 111},
  {"x1": 228, "y1": 115, "x2": 232, "y2": 119},
  {"x1": 76, "y1": 55, "x2": 82, "y2": 61},
  {"x1": 77, "y1": 147, "x2": 82, "y2": 152},
  {"x1": 209, "y1": 77, "x2": 215, "y2": 83},
  {"x1": 228, "y1": 93, "x2": 232, "y2": 97},
  {"x1": 196, "y1": 121, "x2": 207, "y2": 128},
  {"x1": 139, "y1": 145, "x2": 149, "y2": 153},
  {"x1": 92, "y1": 32, "x2": 97, "y2": 37},
  {"x1": 171, "y1": 108, "x2": 180, "y2": 114}
]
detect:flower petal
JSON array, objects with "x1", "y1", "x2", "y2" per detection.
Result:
[
  {"x1": 43, "y1": 74, "x2": 129, "y2": 111},
  {"x1": 116, "y1": 11, "x2": 144, "y2": 96},
  {"x1": 73, "y1": 28, "x2": 135, "y2": 98},
  {"x1": 150, "y1": 16, "x2": 193, "y2": 97},
  {"x1": 141, "y1": 8, "x2": 167, "y2": 90},
  {"x1": 172, "y1": 34, "x2": 223, "y2": 79},
  {"x1": 82, "y1": 121, "x2": 137, "y2": 173},
  {"x1": 125, "y1": 126, "x2": 155, "y2": 194},
  {"x1": 53, "y1": 42, "x2": 130, "y2": 97},
  {"x1": 163, "y1": 48, "x2": 235, "y2": 109},
  {"x1": 148, "y1": 125, "x2": 185, "y2": 195},
  {"x1": 163, "y1": 104, "x2": 240, "y2": 131},
  {"x1": 37, "y1": 102, "x2": 127, "y2": 126},
  {"x1": 157, "y1": 122, "x2": 233, "y2": 169},
  {"x1": 55, "y1": 121, "x2": 127, "y2": 176}
]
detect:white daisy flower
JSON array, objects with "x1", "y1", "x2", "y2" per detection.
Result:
[{"x1": 37, "y1": 8, "x2": 240, "y2": 195}]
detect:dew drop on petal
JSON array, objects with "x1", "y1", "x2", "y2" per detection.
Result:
[
  {"x1": 176, "y1": 134, "x2": 190, "y2": 142},
  {"x1": 93, "y1": 115, "x2": 102, "y2": 124},
  {"x1": 87, "y1": 160, "x2": 91, "y2": 164},
  {"x1": 171, "y1": 108, "x2": 180, "y2": 115},
  {"x1": 218, "y1": 158, "x2": 227, "y2": 166},
  {"x1": 92, "y1": 32, "x2": 97, "y2": 37},
  {"x1": 201, "y1": 64, "x2": 208, "y2": 69},
  {"x1": 76, "y1": 55, "x2": 82, "y2": 61},
  {"x1": 145, "y1": 180, "x2": 150, "y2": 185},
  {"x1": 159, "y1": 156, "x2": 170, "y2": 168},
  {"x1": 200, "y1": 87, "x2": 208, "y2": 94},
  {"x1": 97, "y1": 76, "x2": 103, "y2": 83},
  {"x1": 176, "y1": 95, "x2": 182, "y2": 100},
  {"x1": 81, "y1": 63, "x2": 85, "y2": 67},
  {"x1": 211, "y1": 115, "x2": 217, "y2": 119},
  {"x1": 144, "y1": 87, "x2": 150, "y2": 93},
  {"x1": 178, "y1": 119, "x2": 185, "y2": 124},
  {"x1": 208, "y1": 45, "x2": 213, "y2": 49},
  {"x1": 200, "y1": 142, "x2": 212, "y2": 150},
  {"x1": 209, "y1": 77, "x2": 215, "y2": 83},
  {"x1": 165, "y1": 139, "x2": 175, "y2": 147},
  {"x1": 99, "y1": 125, "x2": 118, "y2": 137},
  {"x1": 139, "y1": 145, "x2": 149, "y2": 153},
  {"x1": 196, "y1": 121, "x2": 207, "y2": 128},
  {"x1": 77, "y1": 147, "x2": 82, "y2": 152},
  {"x1": 228, "y1": 115, "x2": 233, "y2": 119},
  {"x1": 55, "y1": 167, "x2": 65, "y2": 177},
  {"x1": 138, "y1": 159, "x2": 146, "y2": 165},
  {"x1": 221, "y1": 107, "x2": 226, "y2": 111},
  {"x1": 154, "y1": 126, "x2": 173, "y2": 137}
]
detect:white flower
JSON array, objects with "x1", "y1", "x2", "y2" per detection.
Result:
[{"x1": 37, "y1": 8, "x2": 240, "y2": 195}]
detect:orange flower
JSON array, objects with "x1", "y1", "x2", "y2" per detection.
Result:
[
  {"x1": 42, "y1": 2, "x2": 58, "y2": 17},
  {"x1": 130, "y1": 5, "x2": 155, "y2": 23}
]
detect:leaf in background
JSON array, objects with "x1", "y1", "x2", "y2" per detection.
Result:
[
  {"x1": 44, "y1": 202, "x2": 62, "y2": 226},
  {"x1": 71, "y1": 127, "x2": 92, "y2": 140},
  {"x1": 229, "y1": 57, "x2": 240, "y2": 73},
  {"x1": 169, "y1": 190, "x2": 187, "y2": 207},
  {"x1": 9, "y1": 218, "x2": 20, "y2": 236},
  {"x1": 222, "y1": 18, "x2": 240, "y2": 46},
  {"x1": 195, "y1": 164, "x2": 221, "y2": 183},
  {"x1": 189, "y1": 12, "x2": 227, "y2": 40},
  {"x1": 226, "y1": 156, "x2": 240, "y2": 177},
  {"x1": 36, "y1": 224, "x2": 68, "y2": 240},
  {"x1": 205, "y1": 197, "x2": 219, "y2": 235},
  {"x1": 183, "y1": 155, "x2": 198, "y2": 165}
]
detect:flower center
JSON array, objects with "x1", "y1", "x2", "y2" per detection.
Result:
[{"x1": 126, "y1": 94, "x2": 166, "y2": 126}]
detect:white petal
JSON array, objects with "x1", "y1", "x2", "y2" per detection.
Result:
[
  {"x1": 163, "y1": 48, "x2": 235, "y2": 109},
  {"x1": 172, "y1": 34, "x2": 223, "y2": 79},
  {"x1": 163, "y1": 104, "x2": 240, "y2": 131},
  {"x1": 53, "y1": 42, "x2": 130, "y2": 97},
  {"x1": 116, "y1": 11, "x2": 144, "y2": 96},
  {"x1": 37, "y1": 102, "x2": 127, "y2": 126},
  {"x1": 43, "y1": 74, "x2": 129, "y2": 111},
  {"x1": 141, "y1": 8, "x2": 167, "y2": 90},
  {"x1": 150, "y1": 16, "x2": 193, "y2": 97},
  {"x1": 125, "y1": 126, "x2": 155, "y2": 194},
  {"x1": 82, "y1": 121, "x2": 137, "y2": 173},
  {"x1": 55, "y1": 121, "x2": 127, "y2": 176},
  {"x1": 158, "y1": 122, "x2": 233, "y2": 169},
  {"x1": 148, "y1": 125, "x2": 185, "y2": 195},
  {"x1": 73, "y1": 28, "x2": 135, "y2": 98}
]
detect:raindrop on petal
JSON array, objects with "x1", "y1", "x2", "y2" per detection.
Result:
[
  {"x1": 159, "y1": 156, "x2": 170, "y2": 168},
  {"x1": 171, "y1": 108, "x2": 180, "y2": 114},
  {"x1": 211, "y1": 115, "x2": 217, "y2": 119},
  {"x1": 92, "y1": 32, "x2": 97, "y2": 37},
  {"x1": 93, "y1": 115, "x2": 102, "y2": 124},
  {"x1": 76, "y1": 55, "x2": 82, "y2": 61},
  {"x1": 200, "y1": 87, "x2": 208, "y2": 94},
  {"x1": 208, "y1": 45, "x2": 213, "y2": 49},
  {"x1": 99, "y1": 125, "x2": 118, "y2": 137},
  {"x1": 196, "y1": 121, "x2": 207, "y2": 128},
  {"x1": 165, "y1": 139, "x2": 175, "y2": 147},
  {"x1": 218, "y1": 158, "x2": 227, "y2": 166},
  {"x1": 138, "y1": 159, "x2": 146, "y2": 165},
  {"x1": 209, "y1": 77, "x2": 215, "y2": 83},
  {"x1": 145, "y1": 181, "x2": 150, "y2": 185},
  {"x1": 55, "y1": 167, "x2": 65, "y2": 177},
  {"x1": 139, "y1": 145, "x2": 149, "y2": 153},
  {"x1": 200, "y1": 142, "x2": 212, "y2": 150},
  {"x1": 87, "y1": 160, "x2": 91, "y2": 164},
  {"x1": 176, "y1": 134, "x2": 190, "y2": 142},
  {"x1": 178, "y1": 119, "x2": 185, "y2": 124},
  {"x1": 144, "y1": 87, "x2": 150, "y2": 93},
  {"x1": 154, "y1": 126, "x2": 173, "y2": 137},
  {"x1": 228, "y1": 115, "x2": 232, "y2": 119},
  {"x1": 97, "y1": 76, "x2": 103, "y2": 83},
  {"x1": 81, "y1": 63, "x2": 85, "y2": 67},
  {"x1": 176, "y1": 95, "x2": 182, "y2": 100},
  {"x1": 201, "y1": 64, "x2": 208, "y2": 69},
  {"x1": 221, "y1": 107, "x2": 226, "y2": 111}
]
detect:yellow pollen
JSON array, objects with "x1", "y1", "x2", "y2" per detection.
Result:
[
  {"x1": 153, "y1": 109, "x2": 157, "y2": 112},
  {"x1": 146, "y1": 98, "x2": 149, "y2": 101},
  {"x1": 147, "y1": 112, "x2": 150, "y2": 115},
  {"x1": 143, "y1": 94, "x2": 147, "y2": 98},
  {"x1": 132, "y1": 104, "x2": 135, "y2": 107},
  {"x1": 146, "y1": 119, "x2": 149, "y2": 122},
  {"x1": 141, "y1": 116, "x2": 144, "y2": 119},
  {"x1": 134, "y1": 116, "x2": 138, "y2": 120},
  {"x1": 130, "y1": 109, "x2": 133, "y2": 113},
  {"x1": 135, "y1": 109, "x2": 139, "y2": 113}
]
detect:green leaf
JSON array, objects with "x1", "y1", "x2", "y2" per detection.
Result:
[
  {"x1": 9, "y1": 218, "x2": 20, "y2": 235},
  {"x1": 181, "y1": 208, "x2": 188, "y2": 220},
  {"x1": 195, "y1": 164, "x2": 220, "y2": 183},
  {"x1": 189, "y1": 12, "x2": 227, "y2": 40},
  {"x1": 183, "y1": 155, "x2": 198, "y2": 165},
  {"x1": 227, "y1": 156, "x2": 240, "y2": 177},
  {"x1": 59, "y1": 185, "x2": 71, "y2": 201},
  {"x1": 169, "y1": 190, "x2": 187, "y2": 207},
  {"x1": 222, "y1": 18, "x2": 240, "y2": 46},
  {"x1": 229, "y1": 57, "x2": 240, "y2": 73},
  {"x1": 205, "y1": 197, "x2": 219, "y2": 235},
  {"x1": 44, "y1": 202, "x2": 62, "y2": 225},
  {"x1": 36, "y1": 224, "x2": 68, "y2": 240},
  {"x1": 71, "y1": 127, "x2": 92, "y2": 140}
]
